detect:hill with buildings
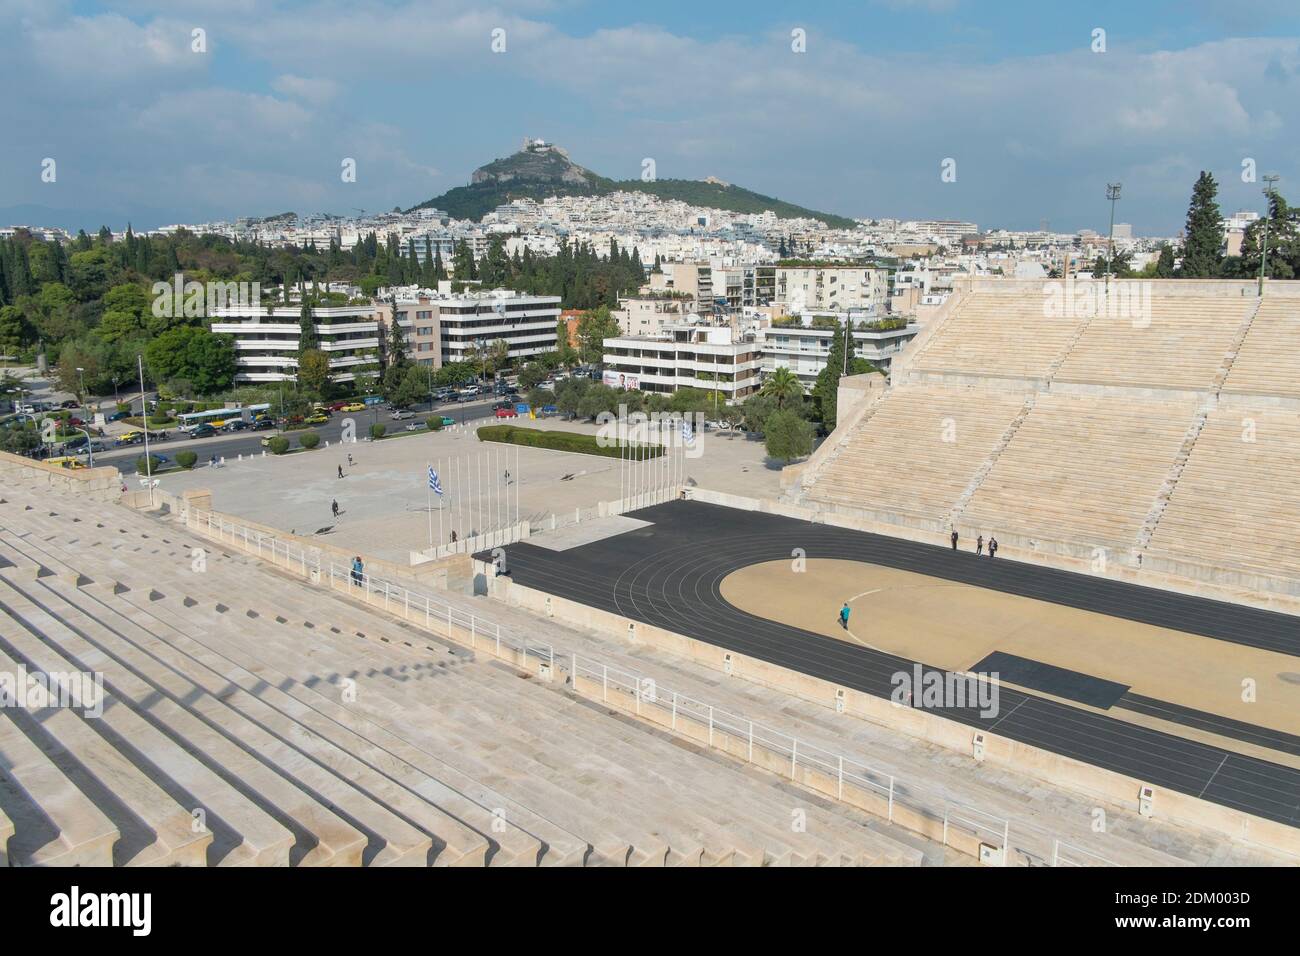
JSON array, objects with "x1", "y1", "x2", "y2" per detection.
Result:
[{"x1": 407, "y1": 140, "x2": 857, "y2": 228}]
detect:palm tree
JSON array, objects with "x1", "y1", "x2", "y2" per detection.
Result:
[{"x1": 761, "y1": 367, "x2": 804, "y2": 410}]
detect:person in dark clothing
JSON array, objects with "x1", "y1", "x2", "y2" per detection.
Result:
[
  {"x1": 331, "y1": 499, "x2": 339, "y2": 518},
  {"x1": 976, "y1": 534, "x2": 984, "y2": 556},
  {"x1": 950, "y1": 529, "x2": 959, "y2": 550},
  {"x1": 989, "y1": 536, "x2": 998, "y2": 558},
  {"x1": 450, "y1": 530, "x2": 458, "y2": 544},
  {"x1": 337, "y1": 464, "x2": 343, "y2": 479}
]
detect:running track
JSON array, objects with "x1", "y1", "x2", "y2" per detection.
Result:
[{"x1": 489, "y1": 500, "x2": 1300, "y2": 829}]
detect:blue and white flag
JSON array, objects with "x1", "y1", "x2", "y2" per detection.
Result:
[
  {"x1": 427, "y1": 465, "x2": 443, "y2": 496},
  {"x1": 680, "y1": 419, "x2": 695, "y2": 447}
]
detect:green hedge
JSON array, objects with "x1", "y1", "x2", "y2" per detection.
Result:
[
  {"x1": 135, "y1": 454, "x2": 164, "y2": 475},
  {"x1": 176, "y1": 450, "x2": 198, "y2": 470},
  {"x1": 298, "y1": 432, "x2": 321, "y2": 450},
  {"x1": 267, "y1": 436, "x2": 290, "y2": 455},
  {"x1": 369, "y1": 423, "x2": 386, "y2": 440},
  {"x1": 476, "y1": 424, "x2": 663, "y2": 460},
  {"x1": 425, "y1": 417, "x2": 444, "y2": 432}
]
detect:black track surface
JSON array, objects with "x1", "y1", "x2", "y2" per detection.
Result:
[
  {"x1": 970, "y1": 652, "x2": 1130, "y2": 709},
  {"x1": 489, "y1": 500, "x2": 1300, "y2": 829}
]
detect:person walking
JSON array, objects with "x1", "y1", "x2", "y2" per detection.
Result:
[
  {"x1": 331, "y1": 499, "x2": 339, "y2": 519},
  {"x1": 350, "y1": 555, "x2": 364, "y2": 586},
  {"x1": 450, "y1": 530, "x2": 458, "y2": 544},
  {"x1": 989, "y1": 536, "x2": 998, "y2": 559},
  {"x1": 337, "y1": 464, "x2": 343, "y2": 479},
  {"x1": 976, "y1": 534, "x2": 984, "y2": 556},
  {"x1": 839, "y1": 602, "x2": 851, "y2": 630},
  {"x1": 347, "y1": 453, "x2": 354, "y2": 467},
  {"x1": 950, "y1": 529, "x2": 959, "y2": 551}
]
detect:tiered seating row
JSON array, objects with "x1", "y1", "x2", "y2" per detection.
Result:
[
  {"x1": 961, "y1": 395, "x2": 1195, "y2": 548},
  {"x1": 1221, "y1": 299, "x2": 1300, "y2": 398},
  {"x1": 912, "y1": 294, "x2": 1086, "y2": 380},
  {"x1": 1146, "y1": 408, "x2": 1300, "y2": 578},
  {"x1": 806, "y1": 387, "x2": 1026, "y2": 520},
  {"x1": 0, "y1": 493, "x2": 918, "y2": 866},
  {"x1": 1054, "y1": 298, "x2": 1252, "y2": 390}
]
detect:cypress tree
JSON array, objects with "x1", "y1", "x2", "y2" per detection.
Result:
[{"x1": 1179, "y1": 171, "x2": 1224, "y2": 277}]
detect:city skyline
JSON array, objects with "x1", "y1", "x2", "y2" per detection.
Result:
[{"x1": 1, "y1": 0, "x2": 1298, "y2": 234}]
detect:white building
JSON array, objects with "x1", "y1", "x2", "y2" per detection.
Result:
[
  {"x1": 758, "y1": 316, "x2": 918, "y2": 391},
  {"x1": 376, "y1": 288, "x2": 561, "y2": 368},
  {"x1": 776, "y1": 264, "x2": 890, "y2": 313},
  {"x1": 210, "y1": 303, "x2": 380, "y2": 385},
  {"x1": 602, "y1": 324, "x2": 763, "y2": 400}
]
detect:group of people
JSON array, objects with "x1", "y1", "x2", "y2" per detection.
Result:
[{"x1": 950, "y1": 528, "x2": 998, "y2": 558}]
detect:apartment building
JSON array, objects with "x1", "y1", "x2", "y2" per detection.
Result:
[
  {"x1": 374, "y1": 288, "x2": 561, "y2": 368},
  {"x1": 612, "y1": 294, "x2": 694, "y2": 336},
  {"x1": 775, "y1": 264, "x2": 890, "y2": 313},
  {"x1": 209, "y1": 302, "x2": 380, "y2": 384},
  {"x1": 646, "y1": 261, "x2": 714, "y2": 312},
  {"x1": 758, "y1": 316, "x2": 918, "y2": 391},
  {"x1": 602, "y1": 324, "x2": 763, "y2": 400}
]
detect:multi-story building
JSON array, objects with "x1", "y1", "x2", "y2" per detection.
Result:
[
  {"x1": 210, "y1": 302, "x2": 380, "y2": 384},
  {"x1": 602, "y1": 324, "x2": 763, "y2": 400},
  {"x1": 646, "y1": 261, "x2": 714, "y2": 313},
  {"x1": 611, "y1": 294, "x2": 693, "y2": 336},
  {"x1": 374, "y1": 288, "x2": 561, "y2": 369},
  {"x1": 757, "y1": 315, "x2": 918, "y2": 391},
  {"x1": 775, "y1": 264, "x2": 890, "y2": 314}
]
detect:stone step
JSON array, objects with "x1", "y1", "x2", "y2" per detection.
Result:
[
  {"x1": 0, "y1": 640, "x2": 210, "y2": 867},
  {"x1": 0, "y1": 710, "x2": 119, "y2": 866},
  {"x1": 0, "y1": 575, "x2": 295, "y2": 867},
  {"x1": 73, "y1": 582, "x2": 434, "y2": 868}
]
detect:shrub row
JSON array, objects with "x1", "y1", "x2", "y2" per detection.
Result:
[{"x1": 476, "y1": 424, "x2": 663, "y2": 460}]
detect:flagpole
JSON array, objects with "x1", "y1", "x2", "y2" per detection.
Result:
[
  {"x1": 426, "y1": 460, "x2": 433, "y2": 552},
  {"x1": 437, "y1": 459, "x2": 444, "y2": 549}
]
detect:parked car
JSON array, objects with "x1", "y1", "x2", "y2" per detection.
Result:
[
  {"x1": 389, "y1": 410, "x2": 415, "y2": 421},
  {"x1": 492, "y1": 401, "x2": 514, "y2": 412},
  {"x1": 252, "y1": 419, "x2": 276, "y2": 431},
  {"x1": 434, "y1": 388, "x2": 457, "y2": 402},
  {"x1": 107, "y1": 410, "x2": 130, "y2": 422},
  {"x1": 494, "y1": 406, "x2": 518, "y2": 419},
  {"x1": 340, "y1": 402, "x2": 366, "y2": 412},
  {"x1": 439, "y1": 416, "x2": 455, "y2": 427},
  {"x1": 60, "y1": 400, "x2": 80, "y2": 409},
  {"x1": 188, "y1": 423, "x2": 217, "y2": 439}
]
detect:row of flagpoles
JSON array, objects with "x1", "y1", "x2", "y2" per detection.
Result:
[
  {"x1": 617, "y1": 416, "x2": 695, "y2": 510},
  {"x1": 425, "y1": 444, "x2": 520, "y2": 549}
]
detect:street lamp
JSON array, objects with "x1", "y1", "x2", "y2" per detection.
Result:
[
  {"x1": 75, "y1": 366, "x2": 86, "y2": 407},
  {"x1": 1259, "y1": 174, "x2": 1281, "y2": 297},
  {"x1": 1105, "y1": 183, "x2": 1122, "y2": 293}
]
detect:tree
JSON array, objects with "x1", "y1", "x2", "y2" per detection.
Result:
[
  {"x1": 517, "y1": 362, "x2": 546, "y2": 391},
  {"x1": 760, "y1": 367, "x2": 804, "y2": 409},
  {"x1": 296, "y1": 348, "x2": 331, "y2": 397},
  {"x1": 267, "y1": 436, "x2": 290, "y2": 455},
  {"x1": 144, "y1": 326, "x2": 237, "y2": 395},
  {"x1": 299, "y1": 432, "x2": 321, "y2": 450},
  {"x1": 1179, "y1": 171, "x2": 1224, "y2": 278},
  {"x1": 298, "y1": 297, "x2": 319, "y2": 353},
  {"x1": 763, "y1": 409, "x2": 814, "y2": 463},
  {"x1": 176, "y1": 451, "x2": 198, "y2": 470},
  {"x1": 577, "y1": 306, "x2": 620, "y2": 365},
  {"x1": 812, "y1": 320, "x2": 855, "y2": 429}
]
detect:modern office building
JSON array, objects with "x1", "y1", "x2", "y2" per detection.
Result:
[
  {"x1": 602, "y1": 324, "x2": 763, "y2": 399},
  {"x1": 209, "y1": 302, "x2": 381, "y2": 384}
]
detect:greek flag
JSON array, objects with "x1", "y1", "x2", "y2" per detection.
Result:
[
  {"x1": 427, "y1": 465, "x2": 443, "y2": 496},
  {"x1": 680, "y1": 418, "x2": 695, "y2": 447}
]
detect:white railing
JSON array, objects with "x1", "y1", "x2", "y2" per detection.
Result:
[
  {"x1": 1052, "y1": 839, "x2": 1119, "y2": 867},
  {"x1": 181, "y1": 502, "x2": 1135, "y2": 867},
  {"x1": 570, "y1": 654, "x2": 1010, "y2": 863}
]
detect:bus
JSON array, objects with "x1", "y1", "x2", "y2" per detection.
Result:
[{"x1": 176, "y1": 404, "x2": 271, "y2": 431}]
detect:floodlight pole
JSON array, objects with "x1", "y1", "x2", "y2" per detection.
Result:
[
  {"x1": 1260, "y1": 174, "x2": 1281, "y2": 297},
  {"x1": 1105, "y1": 183, "x2": 1122, "y2": 294}
]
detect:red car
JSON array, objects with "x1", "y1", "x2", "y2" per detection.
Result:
[{"x1": 494, "y1": 406, "x2": 518, "y2": 419}]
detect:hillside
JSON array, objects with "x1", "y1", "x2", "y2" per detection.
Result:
[{"x1": 407, "y1": 143, "x2": 857, "y2": 229}]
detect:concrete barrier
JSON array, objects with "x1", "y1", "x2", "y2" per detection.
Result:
[{"x1": 0, "y1": 451, "x2": 123, "y2": 502}]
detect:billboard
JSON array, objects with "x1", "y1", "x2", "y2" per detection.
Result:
[{"x1": 603, "y1": 370, "x2": 639, "y2": 391}]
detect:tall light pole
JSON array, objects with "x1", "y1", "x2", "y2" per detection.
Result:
[
  {"x1": 1259, "y1": 173, "x2": 1281, "y2": 297},
  {"x1": 1105, "y1": 183, "x2": 1122, "y2": 293},
  {"x1": 75, "y1": 366, "x2": 86, "y2": 407}
]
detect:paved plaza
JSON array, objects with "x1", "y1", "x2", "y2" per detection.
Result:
[{"x1": 151, "y1": 416, "x2": 781, "y2": 563}]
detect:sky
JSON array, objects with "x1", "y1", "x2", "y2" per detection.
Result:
[{"x1": 2, "y1": 0, "x2": 1299, "y2": 235}]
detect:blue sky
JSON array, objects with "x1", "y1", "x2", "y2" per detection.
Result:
[{"x1": 3, "y1": 0, "x2": 1299, "y2": 234}]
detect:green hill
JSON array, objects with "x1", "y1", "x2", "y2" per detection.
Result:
[{"x1": 407, "y1": 144, "x2": 856, "y2": 229}]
